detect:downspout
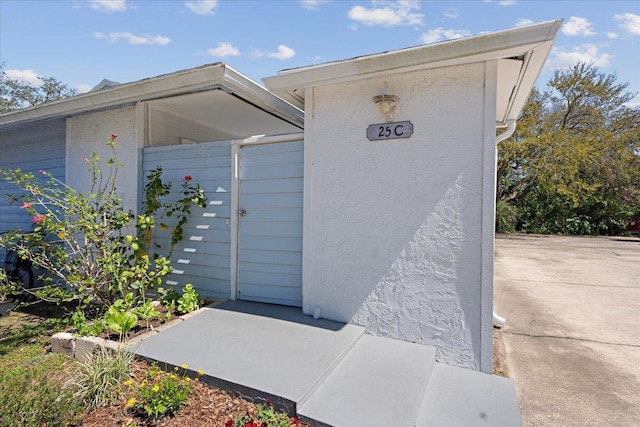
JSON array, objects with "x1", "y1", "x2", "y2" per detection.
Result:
[
  {"x1": 493, "y1": 119, "x2": 516, "y2": 328},
  {"x1": 496, "y1": 119, "x2": 516, "y2": 144}
]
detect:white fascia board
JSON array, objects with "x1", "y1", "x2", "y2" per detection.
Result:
[
  {"x1": 502, "y1": 39, "x2": 555, "y2": 124},
  {"x1": 263, "y1": 20, "x2": 562, "y2": 108},
  {"x1": 221, "y1": 65, "x2": 304, "y2": 128},
  {"x1": 1, "y1": 63, "x2": 303, "y2": 129}
]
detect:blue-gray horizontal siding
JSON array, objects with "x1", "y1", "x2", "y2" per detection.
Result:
[
  {"x1": 238, "y1": 140, "x2": 303, "y2": 307},
  {"x1": 0, "y1": 119, "x2": 66, "y2": 234},
  {"x1": 142, "y1": 141, "x2": 232, "y2": 299}
]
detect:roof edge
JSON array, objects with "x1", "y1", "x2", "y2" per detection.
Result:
[
  {"x1": 263, "y1": 20, "x2": 562, "y2": 108},
  {"x1": 1, "y1": 63, "x2": 303, "y2": 129}
]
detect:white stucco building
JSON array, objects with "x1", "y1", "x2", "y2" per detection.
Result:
[{"x1": 1, "y1": 21, "x2": 561, "y2": 373}]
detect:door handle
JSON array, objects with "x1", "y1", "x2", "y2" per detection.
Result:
[{"x1": 239, "y1": 209, "x2": 247, "y2": 217}]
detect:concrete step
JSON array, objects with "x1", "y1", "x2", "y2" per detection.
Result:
[
  {"x1": 298, "y1": 334, "x2": 437, "y2": 427},
  {"x1": 134, "y1": 301, "x2": 365, "y2": 414},
  {"x1": 415, "y1": 363, "x2": 521, "y2": 427}
]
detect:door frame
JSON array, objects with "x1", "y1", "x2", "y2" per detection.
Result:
[{"x1": 229, "y1": 133, "x2": 304, "y2": 302}]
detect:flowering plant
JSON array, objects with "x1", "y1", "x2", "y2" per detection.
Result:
[
  {"x1": 126, "y1": 364, "x2": 200, "y2": 419},
  {"x1": 0, "y1": 134, "x2": 206, "y2": 315}
]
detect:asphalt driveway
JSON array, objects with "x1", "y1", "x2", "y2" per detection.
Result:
[{"x1": 494, "y1": 234, "x2": 640, "y2": 426}]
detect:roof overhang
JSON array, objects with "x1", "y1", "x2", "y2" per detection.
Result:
[
  {"x1": 0, "y1": 63, "x2": 304, "y2": 130},
  {"x1": 263, "y1": 20, "x2": 562, "y2": 127}
]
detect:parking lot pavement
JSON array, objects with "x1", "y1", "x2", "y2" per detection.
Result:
[{"x1": 493, "y1": 234, "x2": 640, "y2": 427}]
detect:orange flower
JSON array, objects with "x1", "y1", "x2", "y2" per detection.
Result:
[{"x1": 32, "y1": 214, "x2": 46, "y2": 223}]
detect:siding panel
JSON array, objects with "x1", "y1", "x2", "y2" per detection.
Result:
[
  {"x1": 237, "y1": 140, "x2": 303, "y2": 306},
  {"x1": 142, "y1": 140, "x2": 232, "y2": 299},
  {"x1": 0, "y1": 119, "x2": 66, "y2": 233}
]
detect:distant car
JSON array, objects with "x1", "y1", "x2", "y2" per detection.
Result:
[{"x1": 627, "y1": 211, "x2": 640, "y2": 237}]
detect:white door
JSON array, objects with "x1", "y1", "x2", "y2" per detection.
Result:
[{"x1": 237, "y1": 141, "x2": 303, "y2": 306}]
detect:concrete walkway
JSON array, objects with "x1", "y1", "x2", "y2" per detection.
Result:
[
  {"x1": 134, "y1": 300, "x2": 520, "y2": 426},
  {"x1": 494, "y1": 234, "x2": 640, "y2": 426}
]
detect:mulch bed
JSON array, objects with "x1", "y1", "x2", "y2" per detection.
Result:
[{"x1": 75, "y1": 359, "x2": 310, "y2": 427}]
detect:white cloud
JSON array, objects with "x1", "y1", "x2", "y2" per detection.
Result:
[
  {"x1": 300, "y1": 0, "x2": 331, "y2": 10},
  {"x1": 607, "y1": 32, "x2": 619, "y2": 39},
  {"x1": 515, "y1": 18, "x2": 534, "y2": 27},
  {"x1": 484, "y1": 0, "x2": 517, "y2": 5},
  {"x1": 206, "y1": 42, "x2": 240, "y2": 57},
  {"x1": 546, "y1": 44, "x2": 613, "y2": 71},
  {"x1": 251, "y1": 45, "x2": 296, "y2": 60},
  {"x1": 75, "y1": 83, "x2": 93, "y2": 94},
  {"x1": 3, "y1": 69, "x2": 41, "y2": 86},
  {"x1": 267, "y1": 45, "x2": 296, "y2": 60},
  {"x1": 421, "y1": 27, "x2": 471, "y2": 44},
  {"x1": 348, "y1": 1, "x2": 423, "y2": 27},
  {"x1": 614, "y1": 13, "x2": 640, "y2": 35},
  {"x1": 562, "y1": 16, "x2": 595, "y2": 36},
  {"x1": 624, "y1": 94, "x2": 640, "y2": 109},
  {"x1": 88, "y1": 0, "x2": 127, "y2": 13},
  {"x1": 444, "y1": 7, "x2": 459, "y2": 19},
  {"x1": 185, "y1": 0, "x2": 218, "y2": 16},
  {"x1": 94, "y1": 32, "x2": 171, "y2": 45}
]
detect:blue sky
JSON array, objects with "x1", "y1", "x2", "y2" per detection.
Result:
[{"x1": 1, "y1": 1, "x2": 639, "y2": 106}]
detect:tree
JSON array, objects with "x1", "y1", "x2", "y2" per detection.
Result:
[
  {"x1": 497, "y1": 62, "x2": 640, "y2": 235},
  {"x1": 0, "y1": 64, "x2": 77, "y2": 113}
]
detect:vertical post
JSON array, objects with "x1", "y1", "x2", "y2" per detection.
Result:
[{"x1": 480, "y1": 60, "x2": 498, "y2": 373}]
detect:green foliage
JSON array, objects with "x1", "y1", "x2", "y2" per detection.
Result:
[
  {"x1": 495, "y1": 199, "x2": 518, "y2": 233},
  {"x1": 134, "y1": 300, "x2": 161, "y2": 322},
  {"x1": 105, "y1": 306, "x2": 138, "y2": 337},
  {"x1": 0, "y1": 349, "x2": 82, "y2": 426},
  {"x1": 72, "y1": 309, "x2": 106, "y2": 337},
  {"x1": 0, "y1": 313, "x2": 80, "y2": 426},
  {"x1": 231, "y1": 401, "x2": 301, "y2": 427},
  {"x1": 70, "y1": 346, "x2": 134, "y2": 409},
  {"x1": 177, "y1": 284, "x2": 201, "y2": 314},
  {"x1": 129, "y1": 364, "x2": 197, "y2": 419},
  {"x1": 0, "y1": 63, "x2": 77, "y2": 113},
  {"x1": 0, "y1": 270, "x2": 20, "y2": 303},
  {"x1": 141, "y1": 170, "x2": 207, "y2": 255},
  {"x1": 157, "y1": 286, "x2": 180, "y2": 306},
  {"x1": 0, "y1": 135, "x2": 207, "y2": 321},
  {"x1": 498, "y1": 62, "x2": 640, "y2": 235}
]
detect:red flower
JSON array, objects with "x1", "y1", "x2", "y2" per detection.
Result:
[
  {"x1": 265, "y1": 398, "x2": 272, "y2": 407},
  {"x1": 292, "y1": 417, "x2": 300, "y2": 426},
  {"x1": 225, "y1": 420, "x2": 233, "y2": 427},
  {"x1": 184, "y1": 175, "x2": 192, "y2": 182},
  {"x1": 39, "y1": 169, "x2": 46, "y2": 175},
  {"x1": 245, "y1": 422, "x2": 258, "y2": 427},
  {"x1": 20, "y1": 202, "x2": 33, "y2": 209},
  {"x1": 32, "y1": 214, "x2": 46, "y2": 223},
  {"x1": 110, "y1": 134, "x2": 117, "y2": 140},
  {"x1": 82, "y1": 157, "x2": 89, "y2": 163}
]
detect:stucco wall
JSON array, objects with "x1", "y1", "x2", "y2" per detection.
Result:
[
  {"x1": 303, "y1": 63, "x2": 493, "y2": 370},
  {"x1": 66, "y1": 105, "x2": 140, "y2": 214}
]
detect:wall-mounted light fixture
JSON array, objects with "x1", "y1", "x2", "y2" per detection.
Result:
[{"x1": 373, "y1": 84, "x2": 399, "y2": 122}]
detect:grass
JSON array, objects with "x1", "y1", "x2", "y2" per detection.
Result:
[
  {"x1": 0, "y1": 302, "x2": 310, "y2": 427},
  {"x1": 0, "y1": 307, "x2": 82, "y2": 426}
]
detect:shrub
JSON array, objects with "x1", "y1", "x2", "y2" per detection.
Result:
[
  {"x1": 69, "y1": 346, "x2": 134, "y2": 409},
  {"x1": 495, "y1": 199, "x2": 518, "y2": 233},
  {"x1": 177, "y1": 284, "x2": 201, "y2": 314},
  {"x1": 0, "y1": 134, "x2": 206, "y2": 323},
  {"x1": 128, "y1": 364, "x2": 198, "y2": 419}
]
